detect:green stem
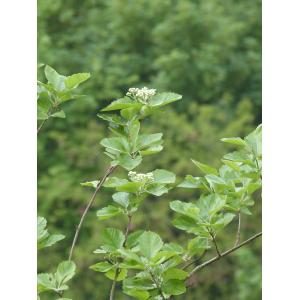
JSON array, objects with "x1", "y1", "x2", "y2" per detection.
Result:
[
  {"x1": 209, "y1": 231, "x2": 221, "y2": 257},
  {"x1": 108, "y1": 214, "x2": 133, "y2": 300},
  {"x1": 234, "y1": 212, "x2": 241, "y2": 246},
  {"x1": 149, "y1": 270, "x2": 166, "y2": 300},
  {"x1": 37, "y1": 106, "x2": 54, "y2": 134}
]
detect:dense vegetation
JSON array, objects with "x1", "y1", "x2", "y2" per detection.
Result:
[{"x1": 37, "y1": 0, "x2": 261, "y2": 299}]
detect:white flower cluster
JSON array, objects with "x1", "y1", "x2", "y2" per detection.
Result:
[
  {"x1": 126, "y1": 87, "x2": 156, "y2": 104},
  {"x1": 128, "y1": 171, "x2": 155, "y2": 183}
]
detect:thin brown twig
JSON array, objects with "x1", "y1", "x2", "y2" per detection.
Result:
[
  {"x1": 37, "y1": 119, "x2": 47, "y2": 134},
  {"x1": 234, "y1": 212, "x2": 241, "y2": 247},
  {"x1": 188, "y1": 232, "x2": 262, "y2": 279},
  {"x1": 68, "y1": 165, "x2": 117, "y2": 260},
  {"x1": 124, "y1": 214, "x2": 132, "y2": 244}
]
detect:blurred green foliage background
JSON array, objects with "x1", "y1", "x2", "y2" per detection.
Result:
[{"x1": 37, "y1": 0, "x2": 261, "y2": 299}]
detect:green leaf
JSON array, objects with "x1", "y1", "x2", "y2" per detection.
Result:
[
  {"x1": 138, "y1": 231, "x2": 163, "y2": 259},
  {"x1": 163, "y1": 243, "x2": 184, "y2": 254},
  {"x1": 178, "y1": 175, "x2": 202, "y2": 189},
  {"x1": 37, "y1": 216, "x2": 65, "y2": 250},
  {"x1": 123, "y1": 288, "x2": 150, "y2": 300},
  {"x1": 97, "y1": 205, "x2": 123, "y2": 220},
  {"x1": 153, "y1": 169, "x2": 176, "y2": 184},
  {"x1": 42, "y1": 234, "x2": 66, "y2": 249},
  {"x1": 139, "y1": 145, "x2": 163, "y2": 156},
  {"x1": 105, "y1": 268, "x2": 127, "y2": 281},
  {"x1": 51, "y1": 110, "x2": 66, "y2": 118},
  {"x1": 123, "y1": 277, "x2": 154, "y2": 291},
  {"x1": 246, "y1": 182, "x2": 261, "y2": 194},
  {"x1": 169, "y1": 200, "x2": 199, "y2": 220},
  {"x1": 148, "y1": 92, "x2": 182, "y2": 107},
  {"x1": 64, "y1": 73, "x2": 90, "y2": 89},
  {"x1": 55, "y1": 261, "x2": 76, "y2": 286},
  {"x1": 163, "y1": 268, "x2": 188, "y2": 281},
  {"x1": 187, "y1": 236, "x2": 210, "y2": 256},
  {"x1": 117, "y1": 154, "x2": 142, "y2": 171},
  {"x1": 121, "y1": 106, "x2": 141, "y2": 120},
  {"x1": 80, "y1": 180, "x2": 99, "y2": 188},
  {"x1": 100, "y1": 137, "x2": 130, "y2": 153},
  {"x1": 37, "y1": 273, "x2": 56, "y2": 293},
  {"x1": 128, "y1": 120, "x2": 140, "y2": 152},
  {"x1": 116, "y1": 182, "x2": 143, "y2": 193},
  {"x1": 112, "y1": 192, "x2": 130, "y2": 208},
  {"x1": 205, "y1": 174, "x2": 227, "y2": 190},
  {"x1": 37, "y1": 106, "x2": 49, "y2": 120},
  {"x1": 240, "y1": 206, "x2": 252, "y2": 215},
  {"x1": 101, "y1": 228, "x2": 125, "y2": 251},
  {"x1": 223, "y1": 151, "x2": 253, "y2": 164},
  {"x1": 145, "y1": 184, "x2": 169, "y2": 196},
  {"x1": 102, "y1": 97, "x2": 141, "y2": 111},
  {"x1": 118, "y1": 248, "x2": 143, "y2": 264},
  {"x1": 126, "y1": 230, "x2": 145, "y2": 248},
  {"x1": 151, "y1": 250, "x2": 178, "y2": 264},
  {"x1": 191, "y1": 159, "x2": 218, "y2": 176},
  {"x1": 221, "y1": 159, "x2": 241, "y2": 171},
  {"x1": 44, "y1": 65, "x2": 66, "y2": 91},
  {"x1": 213, "y1": 213, "x2": 235, "y2": 228},
  {"x1": 198, "y1": 194, "x2": 226, "y2": 217},
  {"x1": 103, "y1": 177, "x2": 129, "y2": 188},
  {"x1": 97, "y1": 113, "x2": 125, "y2": 125},
  {"x1": 172, "y1": 215, "x2": 199, "y2": 234},
  {"x1": 221, "y1": 137, "x2": 247, "y2": 146},
  {"x1": 162, "y1": 279, "x2": 186, "y2": 296},
  {"x1": 136, "y1": 133, "x2": 163, "y2": 150},
  {"x1": 90, "y1": 261, "x2": 113, "y2": 272},
  {"x1": 244, "y1": 124, "x2": 262, "y2": 157}
]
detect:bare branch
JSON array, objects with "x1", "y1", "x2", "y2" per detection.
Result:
[
  {"x1": 188, "y1": 232, "x2": 262, "y2": 279},
  {"x1": 182, "y1": 250, "x2": 207, "y2": 270},
  {"x1": 69, "y1": 165, "x2": 117, "y2": 260}
]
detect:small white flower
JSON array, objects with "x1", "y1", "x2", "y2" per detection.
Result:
[
  {"x1": 128, "y1": 171, "x2": 154, "y2": 184},
  {"x1": 126, "y1": 87, "x2": 156, "y2": 104}
]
